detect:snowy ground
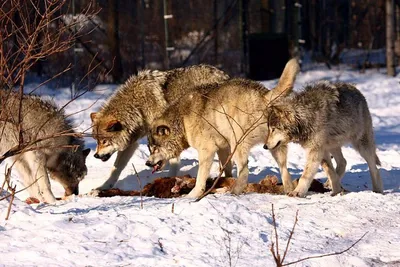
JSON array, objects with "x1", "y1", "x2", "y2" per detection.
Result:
[{"x1": 1, "y1": 66, "x2": 400, "y2": 267}]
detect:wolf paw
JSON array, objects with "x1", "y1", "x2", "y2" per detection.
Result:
[
  {"x1": 231, "y1": 184, "x2": 246, "y2": 195},
  {"x1": 185, "y1": 188, "x2": 204, "y2": 199},
  {"x1": 88, "y1": 189, "x2": 101, "y2": 197},
  {"x1": 283, "y1": 182, "x2": 295, "y2": 194},
  {"x1": 287, "y1": 190, "x2": 306, "y2": 198},
  {"x1": 330, "y1": 186, "x2": 346, "y2": 196},
  {"x1": 323, "y1": 180, "x2": 332, "y2": 190},
  {"x1": 39, "y1": 192, "x2": 57, "y2": 204}
]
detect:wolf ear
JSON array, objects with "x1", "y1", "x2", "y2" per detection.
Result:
[
  {"x1": 82, "y1": 148, "x2": 90, "y2": 158},
  {"x1": 156, "y1": 125, "x2": 170, "y2": 136},
  {"x1": 90, "y1": 112, "x2": 98, "y2": 122},
  {"x1": 106, "y1": 120, "x2": 123, "y2": 132},
  {"x1": 268, "y1": 105, "x2": 293, "y2": 126}
]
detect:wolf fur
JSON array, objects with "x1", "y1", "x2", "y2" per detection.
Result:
[
  {"x1": 146, "y1": 59, "x2": 300, "y2": 198},
  {"x1": 0, "y1": 90, "x2": 90, "y2": 203},
  {"x1": 90, "y1": 65, "x2": 230, "y2": 191},
  {"x1": 263, "y1": 81, "x2": 383, "y2": 197}
]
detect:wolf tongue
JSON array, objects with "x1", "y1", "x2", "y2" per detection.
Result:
[{"x1": 152, "y1": 166, "x2": 157, "y2": 174}]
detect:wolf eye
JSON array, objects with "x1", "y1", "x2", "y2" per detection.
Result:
[{"x1": 102, "y1": 140, "x2": 108, "y2": 145}]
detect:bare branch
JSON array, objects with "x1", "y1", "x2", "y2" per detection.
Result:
[
  {"x1": 132, "y1": 163, "x2": 143, "y2": 209},
  {"x1": 281, "y1": 210, "x2": 299, "y2": 263},
  {"x1": 282, "y1": 232, "x2": 368, "y2": 266},
  {"x1": 268, "y1": 203, "x2": 368, "y2": 267}
]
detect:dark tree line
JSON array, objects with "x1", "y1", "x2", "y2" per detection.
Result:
[{"x1": 10, "y1": 0, "x2": 397, "y2": 86}]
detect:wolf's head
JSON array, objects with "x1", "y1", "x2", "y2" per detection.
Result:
[
  {"x1": 146, "y1": 118, "x2": 188, "y2": 173},
  {"x1": 263, "y1": 58, "x2": 300, "y2": 150},
  {"x1": 264, "y1": 102, "x2": 302, "y2": 150},
  {"x1": 47, "y1": 147, "x2": 90, "y2": 196},
  {"x1": 90, "y1": 113, "x2": 130, "y2": 162}
]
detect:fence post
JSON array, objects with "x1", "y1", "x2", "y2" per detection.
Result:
[{"x1": 386, "y1": 0, "x2": 396, "y2": 76}]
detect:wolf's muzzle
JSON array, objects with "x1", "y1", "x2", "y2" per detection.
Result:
[
  {"x1": 264, "y1": 141, "x2": 281, "y2": 150},
  {"x1": 145, "y1": 160, "x2": 155, "y2": 167},
  {"x1": 94, "y1": 153, "x2": 111, "y2": 162},
  {"x1": 64, "y1": 186, "x2": 79, "y2": 196}
]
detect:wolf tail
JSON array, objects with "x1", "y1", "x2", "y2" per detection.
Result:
[
  {"x1": 375, "y1": 153, "x2": 381, "y2": 166},
  {"x1": 269, "y1": 58, "x2": 300, "y2": 100}
]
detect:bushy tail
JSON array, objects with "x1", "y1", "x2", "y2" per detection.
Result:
[
  {"x1": 376, "y1": 154, "x2": 381, "y2": 166},
  {"x1": 269, "y1": 58, "x2": 300, "y2": 101}
]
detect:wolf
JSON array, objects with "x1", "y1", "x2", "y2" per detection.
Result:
[
  {"x1": 0, "y1": 89, "x2": 90, "y2": 203},
  {"x1": 90, "y1": 65, "x2": 231, "y2": 192},
  {"x1": 146, "y1": 59, "x2": 300, "y2": 198},
  {"x1": 263, "y1": 81, "x2": 383, "y2": 197}
]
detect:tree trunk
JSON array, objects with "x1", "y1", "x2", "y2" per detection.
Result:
[
  {"x1": 214, "y1": 0, "x2": 218, "y2": 65},
  {"x1": 386, "y1": 0, "x2": 396, "y2": 76},
  {"x1": 260, "y1": 0, "x2": 270, "y2": 33},
  {"x1": 272, "y1": 0, "x2": 286, "y2": 33},
  {"x1": 108, "y1": 0, "x2": 123, "y2": 82}
]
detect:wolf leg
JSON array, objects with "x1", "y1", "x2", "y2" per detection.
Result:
[
  {"x1": 331, "y1": 147, "x2": 347, "y2": 180},
  {"x1": 324, "y1": 147, "x2": 347, "y2": 189},
  {"x1": 352, "y1": 137, "x2": 383, "y2": 193},
  {"x1": 96, "y1": 142, "x2": 138, "y2": 191},
  {"x1": 321, "y1": 151, "x2": 342, "y2": 196},
  {"x1": 217, "y1": 146, "x2": 233, "y2": 177},
  {"x1": 168, "y1": 157, "x2": 180, "y2": 177},
  {"x1": 186, "y1": 149, "x2": 217, "y2": 198},
  {"x1": 13, "y1": 155, "x2": 41, "y2": 199},
  {"x1": 289, "y1": 148, "x2": 323, "y2": 197},
  {"x1": 270, "y1": 144, "x2": 294, "y2": 193},
  {"x1": 26, "y1": 152, "x2": 56, "y2": 203},
  {"x1": 231, "y1": 145, "x2": 250, "y2": 195}
]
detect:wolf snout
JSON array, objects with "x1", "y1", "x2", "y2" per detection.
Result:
[
  {"x1": 64, "y1": 186, "x2": 79, "y2": 196},
  {"x1": 145, "y1": 160, "x2": 155, "y2": 167},
  {"x1": 264, "y1": 141, "x2": 281, "y2": 150},
  {"x1": 94, "y1": 153, "x2": 111, "y2": 162}
]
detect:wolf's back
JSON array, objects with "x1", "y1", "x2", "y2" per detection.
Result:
[
  {"x1": 163, "y1": 64, "x2": 230, "y2": 103},
  {"x1": 0, "y1": 89, "x2": 81, "y2": 153}
]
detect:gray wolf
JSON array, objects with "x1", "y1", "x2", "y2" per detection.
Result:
[
  {"x1": 0, "y1": 90, "x2": 90, "y2": 203},
  {"x1": 90, "y1": 65, "x2": 230, "y2": 192},
  {"x1": 263, "y1": 81, "x2": 383, "y2": 197},
  {"x1": 146, "y1": 59, "x2": 300, "y2": 198}
]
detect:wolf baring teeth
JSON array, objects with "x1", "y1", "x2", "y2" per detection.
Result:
[
  {"x1": 90, "y1": 65, "x2": 231, "y2": 192},
  {"x1": 263, "y1": 81, "x2": 383, "y2": 197},
  {"x1": 146, "y1": 59, "x2": 300, "y2": 198}
]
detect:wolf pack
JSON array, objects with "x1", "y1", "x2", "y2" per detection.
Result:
[{"x1": 1, "y1": 58, "x2": 383, "y2": 203}]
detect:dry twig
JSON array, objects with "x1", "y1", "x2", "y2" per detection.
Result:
[
  {"x1": 132, "y1": 163, "x2": 143, "y2": 209},
  {"x1": 269, "y1": 204, "x2": 368, "y2": 266}
]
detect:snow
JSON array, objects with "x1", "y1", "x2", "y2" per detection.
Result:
[{"x1": 1, "y1": 67, "x2": 399, "y2": 267}]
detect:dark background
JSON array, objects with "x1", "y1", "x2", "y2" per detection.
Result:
[{"x1": 23, "y1": 0, "x2": 399, "y2": 86}]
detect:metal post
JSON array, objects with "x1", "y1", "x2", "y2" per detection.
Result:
[
  {"x1": 239, "y1": 0, "x2": 248, "y2": 76},
  {"x1": 214, "y1": 0, "x2": 218, "y2": 66},
  {"x1": 386, "y1": 0, "x2": 396, "y2": 76},
  {"x1": 140, "y1": 0, "x2": 145, "y2": 69},
  {"x1": 163, "y1": 0, "x2": 174, "y2": 69},
  {"x1": 72, "y1": 0, "x2": 76, "y2": 99}
]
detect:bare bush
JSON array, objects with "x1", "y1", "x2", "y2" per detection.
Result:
[
  {"x1": 269, "y1": 204, "x2": 368, "y2": 267},
  {"x1": 0, "y1": 0, "x2": 99, "y2": 218}
]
